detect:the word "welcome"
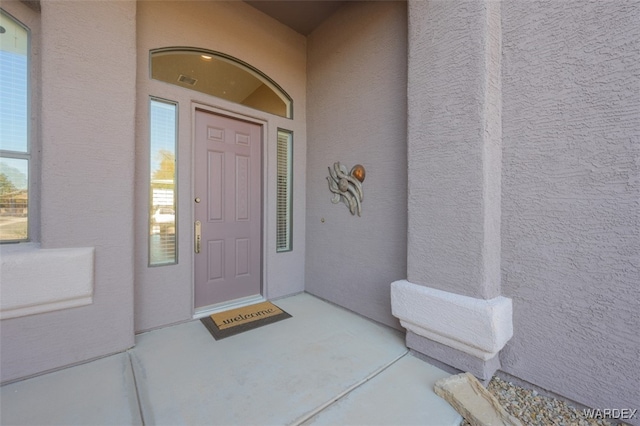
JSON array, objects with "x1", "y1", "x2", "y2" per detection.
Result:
[{"x1": 221, "y1": 308, "x2": 276, "y2": 325}]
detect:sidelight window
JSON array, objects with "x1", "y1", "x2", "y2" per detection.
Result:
[
  {"x1": 149, "y1": 98, "x2": 178, "y2": 265},
  {"x1": 276, "y1": 129, "x2": 293, "y2": 252}
]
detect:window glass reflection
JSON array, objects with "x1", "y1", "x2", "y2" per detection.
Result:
[
  {"x1": 0, "y1": 10, "x2": 29, "y2": 242},
  {"x1": 0, "y1": 158, "x2": 28, "y2": 241},
  {"x1": 0, "y1": 10, "x2": 28, "y2": 153},
  {"x1": 149, "y1": 99, "x2": 177, "y2": 265},
  {"x1": 151, "y1": 49, "x2": 292, "y2": 118}
]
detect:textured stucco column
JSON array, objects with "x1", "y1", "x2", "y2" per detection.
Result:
[{"x1": 393, "y1": 0, "x2": 510, "y2": 379}]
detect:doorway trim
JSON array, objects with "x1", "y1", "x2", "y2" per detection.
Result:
[{"x1": 190, "y1": 102, "x2": 269, "y2": 318}]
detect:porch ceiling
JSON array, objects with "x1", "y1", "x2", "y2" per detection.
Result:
[
  {"x1": 20, "y1": 0, "x2": 342, "y2": 36},
  {"x1": 244, "y1": 1, "x2": 346, "y2": 35}
]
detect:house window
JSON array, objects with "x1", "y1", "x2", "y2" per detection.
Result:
[
  {"x1": 149, "y1": 98, "x2": 178, "y2": 266},
  {"x1": 150, "y1": 48, "x2": 293, "y2": 119},
  {"x1": 0, "y1": 10, "x2": 30, "y2": 242},
  {"x1": 276, "y1": 129, "x2": 293, "y2": 252}
]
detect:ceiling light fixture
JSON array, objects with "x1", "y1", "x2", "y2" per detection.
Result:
[{"x1": 201, "y1": 55, "x2": 212, "y2": 61}]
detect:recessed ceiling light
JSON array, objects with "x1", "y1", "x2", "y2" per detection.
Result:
[{"x1": 201, "y1": 55, "x2": 212, "y2": 61}]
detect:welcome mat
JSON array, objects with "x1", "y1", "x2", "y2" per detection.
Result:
[{"x1": 200, "y1": 301, "x2": 291, "y2": 340}]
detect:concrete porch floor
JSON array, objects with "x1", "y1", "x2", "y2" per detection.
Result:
[{"x1": 0, "y1": 293, "x2": 461, "y2": 426}]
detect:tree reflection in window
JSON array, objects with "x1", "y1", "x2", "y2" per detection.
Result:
[
  {"x1": 149, "y1": 99, "x2": 177, "y2": 266},
  {"x1": 0, "y1": 10, "x2": 30, "y2": 242}
]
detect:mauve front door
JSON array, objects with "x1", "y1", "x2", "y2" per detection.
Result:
[{"x1": 194, "y1": 109, "x2": 262, "y2": 308}]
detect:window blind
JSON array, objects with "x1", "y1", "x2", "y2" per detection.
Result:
[{"x1": 276, "y1": 130, "x2": 292, "y2": 252}]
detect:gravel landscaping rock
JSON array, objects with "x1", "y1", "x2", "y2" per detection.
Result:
[{"x1": 459, "y1": 376, "x2": 624, "y2": 426}]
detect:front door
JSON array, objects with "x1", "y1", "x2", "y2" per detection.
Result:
[{"x1": 194, "y1": 109, "x2": 262, "y2": 309}]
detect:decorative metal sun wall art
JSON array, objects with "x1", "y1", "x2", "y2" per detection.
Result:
[{"x1": 327, "y1": 162, "x2": 366, "y2": 216}]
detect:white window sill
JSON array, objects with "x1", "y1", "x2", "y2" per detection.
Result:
[{"x1": 0, "y1": 243, "x2": 94, "y2": 320}]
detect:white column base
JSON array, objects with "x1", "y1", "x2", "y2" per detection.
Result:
[
  {"x1": 391, "y1": 280, "x2": 512, "y2": 361},
  {"x1": 1, "y1": 244, "x2": 95, "y2": 319}
]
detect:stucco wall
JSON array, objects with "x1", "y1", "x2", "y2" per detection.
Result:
[
  {"x1": 135, "y1": 1, "x2": 307, "y2": 331},
  {"x1": 407, "y1": 0, "x2": 502, "y2": 300},
  {"x1": 1, "y1": 0, "x2": 137, "y2": 383},
  {"x1": 500, "y1": 0, "x2": 640, "y2": 414},
  {"x1": 305, "y1": 1, "x2": 407, "y2": 328}
]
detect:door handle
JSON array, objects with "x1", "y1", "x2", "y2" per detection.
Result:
[{"x1": 194, "y1": 220, "x2": 201, "y2": 254}]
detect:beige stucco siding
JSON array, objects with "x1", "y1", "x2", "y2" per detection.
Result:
[
  {"x1": 500, "y1": 0, "x2": 640, "y2": 412},
  {"x1": 305, "y1": 1, "x2": 408, "y2": 329},
  {"x1": 405, "y1": 0, "x2": 639, "y2": 415},
  {"x1": 1, "y1": 0, "x2": 137, "y2": 383}
]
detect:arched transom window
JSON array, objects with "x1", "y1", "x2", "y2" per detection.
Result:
[{"x1": 150, "y1": 48, "x2": 292, "y2": 119}]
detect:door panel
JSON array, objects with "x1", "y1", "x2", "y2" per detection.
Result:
[
  {"x1": 207, "y1": 151, "x2": 224, "y2": 221},
  {"x1": 235, "y1": 155, "x2": 250, "y2": 221},
  {"x1": 194, "y1": 110, "x2": 262, "y2": 308}
]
